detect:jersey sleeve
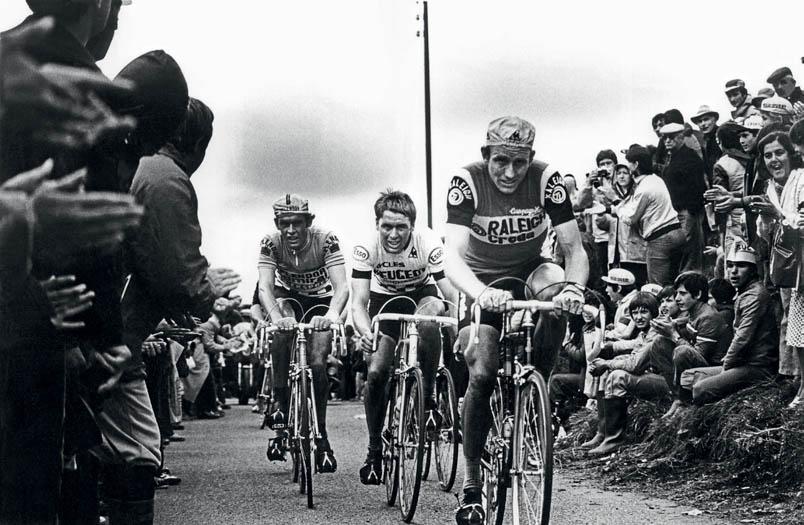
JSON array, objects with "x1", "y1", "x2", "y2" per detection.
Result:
[
  {"x1": 541, "y1": 169, "x2": 574, "y2": 227},
  {"x1": 351, "y1": 238, "x2": 374, "y2": 274},
  {"x1": 258, "y1": 234, "x2": 279, "y2": 269},
  {"x1": 322, "y1": 231, "x2": 345, "y2": 267},
  {"x1": 423, "y1": 228, "x2": 445, "y2": 275},
  {"x1": 446, "y1": 172, "x2": 476, "y2": 227}
]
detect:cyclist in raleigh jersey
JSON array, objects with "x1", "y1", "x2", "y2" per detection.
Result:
[
  {"x1": 445, "y1": 117, "x2": 588, "y2": 524},
  {"x1": 351, "y1": 190, "x2": 457, "y2": 485},
  {"x1": 258, "y1": 194, "x2": 348, "y2": 473}
]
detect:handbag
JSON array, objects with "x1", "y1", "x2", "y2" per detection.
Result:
[{"x1": 769, "y1": 222, "x2": 801, "y2": 288}]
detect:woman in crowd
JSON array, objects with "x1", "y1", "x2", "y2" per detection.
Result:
[{"x1": 754, "y1": 126, "x2": 804, "y2": 406}]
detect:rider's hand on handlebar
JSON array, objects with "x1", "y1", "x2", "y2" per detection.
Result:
[
  {"x1": 477, "y1": 288, "x2": 513, "y2": 313},
  {"x1": 309, "y1": 315, "x2": 332, "y2": 331},
  {"x1": 553, "y1": 285, "x2": 584, "y2": 315},
  {"x1": 359, "y1": 332, "x2": 375, "y2": 353},
  {"x1": 276, "y1": 316, "x2": 297, "y2": 331}
]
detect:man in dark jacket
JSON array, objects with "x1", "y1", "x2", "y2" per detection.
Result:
[
  {"x1": 767, "y1": 66, "x2": 804, "y2": 112},
  {"x1": 678, "y1": 243, "x2": 777, "y2": 404},
  {"x1": 647, "y1": 271, "x2": 731, "y2": 417},
  {"x1": 660, "y1": 123, "x2": 707, "y2": 273}
]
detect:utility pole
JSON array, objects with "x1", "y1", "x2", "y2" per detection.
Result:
[{"x1": 419, "y1": 1, "x2": 433, "y2": 228}]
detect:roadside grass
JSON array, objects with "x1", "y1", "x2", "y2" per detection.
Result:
[{"x1": 555, "y1": 379, "x2": 804, "y2": 524}]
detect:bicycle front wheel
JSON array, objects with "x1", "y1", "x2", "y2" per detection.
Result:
[
  {"x1": 384, "y1": 375, "x2": 400, "y2": 506},
  {"x1": 398, "y1": 368, "x2": 425, "y2": 523},
  {"x1": 434, "y1": 367, "x2": 459, "y2": 492},
  {"x1": 299, "y1": 370, "x2": 314, "y2": 508},
  {"x1": 482, "y1": 379, "x2": 508, "y2": 525},
  {"x1": 289, "y1": 379, "x2": 299, "y2": 484},
  {"x1": 512, "y1": 372, "x2": 553, "y2": 525}
]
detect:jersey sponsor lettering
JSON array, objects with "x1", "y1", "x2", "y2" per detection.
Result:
[
  {"x1": 276, "y1": 266, "x2": 332, "y2": 295},
  {"x1": 469, "y1": 209, "x2": 547, "y2": 245},
  {"x1": 544, "y1": 172, "x2": 567, "y2": 204},
  {"x1": 448, "y1": 177, "x2": 474, "y2": 206},
  {"x1": 353, "y1": 245, "x2": 369, "y2": 261},
  {"x1": 428, "y1": 247, "x2": 444, "y2": 266}
]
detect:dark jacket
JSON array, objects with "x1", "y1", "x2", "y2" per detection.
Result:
[
  {"x1": 722, "y1": 279, "x2": 778, "y2": 370},
  {"x1": 701, "y1": 127, "x2": 722, "y2": 187},
  {"x1": 661, "y1": 145, "x2": 707, "y2": 214},
  {"x1": 681, "y1": 301, "x2": 731, "y2": 366},
  {"x1": 785, "y1": 86, "x2": 804, "y2": 106}
]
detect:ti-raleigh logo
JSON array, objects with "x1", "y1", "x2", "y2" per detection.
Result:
[
  {"x1": 448, "y1": 177, "x2": 473, "y2": 206},
  {"x1": 545, "y1": 173, "x2": 567, "y2": 205},
  {"x1": 353, "y1": 245, "x2": 369, "y2": 261},
  {"x1": 428, "y1": 247, "x2": 444, "y2": 265}
]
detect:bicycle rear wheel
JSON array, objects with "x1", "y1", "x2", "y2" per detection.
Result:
[
  {"x1": 384, "y1": 376, "x2": 400, "y2": 506},
  {"x1": 398, "y1": 368, "x2": 425, "y2": 523},
  {"x1": 512, "y1": 372, "x2": 553, "y2": 525},
  {"x1": 299, "y1": 370, "x2": 314, "y2": 508},
  {"x1": 482, "y1": 379, "x2": 508, "y2": 525},
  {"x1": 434, "y1": 367, "x2": 459, "y2": 492}
]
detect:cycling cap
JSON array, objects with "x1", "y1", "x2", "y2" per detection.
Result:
[
  {"x1": 760, "y1": 96, "x2": 793, "y2": 116},
  {"x1": 485, "y1": 116, "x2": 535, "y2": 149},
  {"x1": 726, "y1": 238, "x2": 757, "y2": 265},
  {"x1": 601, "y1": 268, "x2": 635, "y2": 286},
  {"x1": 273, "y1": 194, "x2": 313, "y2": 217}
]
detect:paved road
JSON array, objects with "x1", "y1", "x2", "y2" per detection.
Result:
[{"x1": 155, "y1": 401, "x2": 731, "y2": 525}]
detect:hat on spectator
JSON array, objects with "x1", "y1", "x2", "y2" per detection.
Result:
[
  {"x1": 595, "y1": 149, "x2": 618, "y2": 166},
  {"x1": 735, "y1": 115, "x2": 764, "y2": 133},
  {"x1": 659, "y1": 123, "x2": 685, "y2": 135},
  {"x1": 724, "y1": 79, "x2": 746, "y2": 93},
  {"x1": 601, "y1": 268, "x2": 636, "y2": 287},
  {"x1": 26, "y1": 0, "x2": 87, "y2": 14},
  {"x1": 485, "y1": 116, "x2": 535, "y2": 150},
  {"x1": 767, "y1": 67, "x2": 794, "y2": 84},
  {"x1": 273, "y1": 194, "x2": 314, "y2": 218},
  {"x1": 726, "y1": 238, "x2": 757, "y2": 266},
  {"x1": 690, "y1": 105, "x2": 719, "y2": 123},
  {"x1": 641, "y1": 283, "x2": 663, "y2": 296},
  {"x1": 752, "y1": 87, "x2": 775, "y2": 108},
  {"x1": 760, "y1": 96, "x2": 794, "y2": 115}
]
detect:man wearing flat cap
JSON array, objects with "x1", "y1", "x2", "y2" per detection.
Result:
[
  {"x1": 445, "y1": 116, "x2": 588, "y2": 524},
  {"x1": 767, "y1": 66, "x2": 804, "y2": 119},
  {"x1": 659, "y1": 123, "x2": 707, "y2": 274},
  {"x1": 724, "y1": 79, "x2": 759, "y2": 122},
  {"x1": 690, "y1": 105, "x2": 722, "y2": 185}
]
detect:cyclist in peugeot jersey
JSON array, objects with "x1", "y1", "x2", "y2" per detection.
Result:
[
  {"x1": 445, "y1": 117, "x2": 588, "y2": 524},
  {"x1": 351, "y1": 190, "x2": 457, "y2": 486},
  {"x1": 258, "y1": 194, "x2": 348, "y2": 473}
]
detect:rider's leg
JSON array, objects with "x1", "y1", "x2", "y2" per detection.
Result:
[
  {"x1": 415, "y1": 296, "x2": 446, "y2": 402},
  {"x1": 269, "y1": 333, "x2": 293, "y2": 421},
  {"x1": 308, "y1": 331, "x2": 332, "y2": 438},
  {"x1": 460, "y1": 325, "x2": 500, "y2": 492},
  {"x1": 527, "y1": 262, "x2": 567, "y2": 379},
  {"x1": 363, "y1": 335, "x2": 396, "y2": 451}
]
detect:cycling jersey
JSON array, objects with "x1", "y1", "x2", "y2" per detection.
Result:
[
  {"x1": 258, "y1": 226, "x2": 344, "y2": 297},
  {"x1": 446, "y1": 160, "x2": 573, "y2": 280},
  {"x1": 351, "y1": 227, "x2": 445, "y2": 294}
]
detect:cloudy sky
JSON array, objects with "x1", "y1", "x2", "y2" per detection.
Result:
[{"x1": 3, "y1": 1, "x2": 803, "y2": 300}]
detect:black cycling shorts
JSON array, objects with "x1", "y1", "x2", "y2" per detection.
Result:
[{"x1": 367, "y1": 284, "x2": 441, "y2": 341}]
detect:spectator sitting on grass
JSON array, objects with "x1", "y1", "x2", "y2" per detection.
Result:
[
  {"x1": 678, "y1": 242, "x2": 778, "y2": 405},
  {"x1": 602, "y1": 268, "x2": 638, "y2": 340},
  {"x1": 708, "y1": 278, "x2": 736, "y2": 327},
  {"x1": 587, "y1": 292, "x2": 668, "y2": 455}
]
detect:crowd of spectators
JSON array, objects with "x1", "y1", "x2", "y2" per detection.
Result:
[{"x1": 551, "y1": 65, "x2": 804, "y2": 457}]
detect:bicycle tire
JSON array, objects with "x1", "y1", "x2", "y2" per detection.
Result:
[
  {"x1": 512, "y1": 371, "x2": 553, "y2": 525},
  {"x1": 289, "y1": 379, "x2": 299, "y2": 484},
  {"x1": 398, "y1": 368, "x2": 425, "y2": 523},
  {"x1": 384, "y1": 375, "x2": 400, "y2": 507},
  {"x1": 482, "y1": 379, "x2": 508, "y2": 525},
  {"x1": 299, "y1": 369, "x2": 314, "y2": 508},
  {"x1": 434, "y1": 367, "x2": 459, "y2": 492}
]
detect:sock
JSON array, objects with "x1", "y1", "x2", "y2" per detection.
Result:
[
  {"x1": 463, "y1": 457, "x2": 482, "y2": 492},
  {"x1": 368, "y1": 435, "x2": 382, "y2": 452}
]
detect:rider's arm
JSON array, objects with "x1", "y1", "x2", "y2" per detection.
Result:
[
  {"x1": 350, "y1": 274, "x2": 373, "y2": 338},
  {"x1": 257, "y1": 267, "x2": 285, "y2": 325},
  {"x1": 552, "y1": 214, "x2": 589, "y2": 291},
  {"x1": 325, "y1": 264, "x2": 349, "y2": 323},
  {"x1": 444, "y1": 223, "x2": 486, "y2": 301},
  {"x1": 436, "y1": 276, "x2": 459, "y2": 320}
]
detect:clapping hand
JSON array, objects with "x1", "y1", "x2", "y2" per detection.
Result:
[{"x1": 39, "y1": 274, "x2": 94, "y2": 330}]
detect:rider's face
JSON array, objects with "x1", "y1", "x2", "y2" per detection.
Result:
[
  {"x1": 484, "y1": 146, "x2": 533, "y2": 194},
  {"x1": 377, "y1": 211, "x2": 412, "y2": 253},
  {"x1": 276, "y1": 214, "x2": 310, "y2": 250}
]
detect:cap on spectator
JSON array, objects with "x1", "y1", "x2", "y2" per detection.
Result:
[
  {"x1": 761, "y1": 96, "x2": 794, "y2": 115},
  {"x1": 273, "y1": 194, "x2": 314, "y2": 218},
  {"x1": 735, "y1": 115, "x2": 764, "y2": 133},
  {"x1": 641, "y1": 283, "x2": 663, "y2": 296},
  {"x1": 26, "y1": 0, "x2": 86, "y2": 14},
  {"x1": 767, "y1": 67, "x2": 794, "y2": 84},
  {"x1": 485, "y1": 116, "x2": 535, "y2": 150},
  {"x1": 726, "y1": 238, "x2": 757, "y2": 265},
  {"x1": 752, "y1": 87, "x2": 775, "y2": 108},
  {"x1": 690, "y1": 105, "x2": 719, "y2": 123},
  {"x1": 659, "y1": 123, "x2": 685, "y2": 135},
  {"x1": 595, "y1": 149, "x2": 618, "y2": 166},
  {"x1": 724, "y1": 79, "x2": 746, "y2": 93},
  {"x1": 601, "y1": 268, "x2": 636, "y2": 287}
]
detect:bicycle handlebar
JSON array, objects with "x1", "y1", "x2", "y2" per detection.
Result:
[
  {"x1": 369, "y1": 313, "x2": 457, "y2": 354},
  {"x1": 504, "y1": 299, "x2": 599, "y2": 317}
]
